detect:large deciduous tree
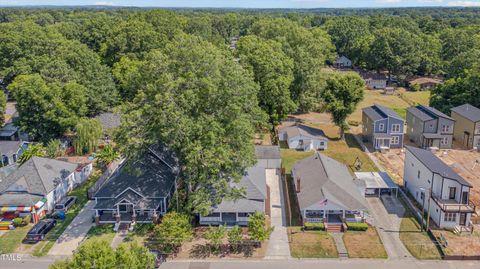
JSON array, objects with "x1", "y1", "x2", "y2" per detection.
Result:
[
  {"x1": 321, "y1": 72, "x2": 365, "y2": 139},
  {"x1": 115, "y1": 34, "x2": 267, "y2": 215},
  {"x1": 73, "y1": 118, "x2": 103, "y2": 155},
  {"x1": 236, "y1": 35, "x2": 296, "y2": 127}
]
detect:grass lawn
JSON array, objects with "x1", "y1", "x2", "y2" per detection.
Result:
[
  {"x1": 349, "y1": 89, "x2": 410, "y2": 122},
  {"x1": 398, "y1": 88, "x2": 431, "y2": 106},
  {"x1": 124, "y1": 223, "x2": 155, "y2": 245},
  {"x1": 398, "y1": 198, "x2": 442, "y2": 260},
  {"x1": 82, "y1": 224, "x2": 116, "y2": 245},
  {"x1": 431, "y1": 229, "x2": 480, "y2": 256},
  {"x1": 0, "y1": 225, "x2": 32, "y2": 254},
  {"x1": 31, "y1": 169, "x2": 102, "y2": 256},
  {"x1": 288, "y1": 227, "x2": 338, "y2": 258},
  {"x1": 343, "y1": 226, "x2": 387, "y2": 258}
]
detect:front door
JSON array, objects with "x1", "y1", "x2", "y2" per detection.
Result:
[
  {"x1": 463, "y1": 132, "x2": 470, "y2": 148},
  {"x1": 459, "y1": 213, "x2": 467, "y2": 226}
]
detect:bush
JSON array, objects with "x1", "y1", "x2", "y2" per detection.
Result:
[
  {"x1": 346, "y1": 222, "x2": 368, "y2": 231},
  {"x1": 22, "y1": 215, "x2": 31, "y2": 225},
  {"x1": 348, "y1": 120, "x2": 361, "y2": 127},
  {"x1": 410, "y1": 83, "x2": 421, "y2": 92},
  {"x1": 304, "y1": 222, "x2": 325, "y2": 231},
  {"x1": 13, "y1": 217, "x2": 23, "y2": 227}
]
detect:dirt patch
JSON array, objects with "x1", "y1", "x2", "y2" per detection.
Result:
[{"x1": 432, "y1": 229, "x2": 480, "y2": 256}]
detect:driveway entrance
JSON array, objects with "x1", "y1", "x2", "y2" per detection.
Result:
[{"x1": 366, "y1": 196, "x2": 412, "y2": 259}]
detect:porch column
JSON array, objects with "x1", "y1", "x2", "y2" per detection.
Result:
[
  {"x1": 342, "y1": 210, "x2": 346, "y2": 219},
  {"x1": 95, "y1": 210, "x2": 100, "y2": 225},
  {"x1": 115, "y1": 206, "x2": 120, "y2": 223},
  {"x1": 152, "y1": 209, "x2": 158, "y2": 224},
  {"x1": 235, "y1": 212, "x2": 238, "y2": 223},
  {"x1": 220, "y1": 212, "x2": 223, "y2": 223},
  {"x1": 132, "y1": 206, "x2": 136, "y2": 222}
]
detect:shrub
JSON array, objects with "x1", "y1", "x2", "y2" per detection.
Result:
[
  {"x1": 304, "y1": 222, "x2": 325, "y2": 231},
  {"x1": 346, "y1": 222, "x2": 368, "y2": 231},
  {"x1": 22, "y1": 215, "x2": 31, "y2": 225},
  {"x1": 410, "y1": 83, "x2": 421, "y2": 92},
  {"x1": 13, "y1": 217, "x2": 23, "y2": 227},
  {"x1": 348, "y1": 120, "x2": 361, "y2": 127},
  {"x1": 248, "y1": 212, "x2": 273, "y2": 241}
]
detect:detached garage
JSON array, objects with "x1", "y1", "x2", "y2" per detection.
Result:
[
  {"x1": 355, "y1": 172, "x2": 398, "y2": 197},
  {"x1": 255, "y1": 145, "x2": 281, "y2": 169}
]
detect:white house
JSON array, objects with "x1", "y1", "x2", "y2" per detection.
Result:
[
  {"x1": 361, "y1": 72, "x2": 387, "y2": 90},
  {"x1": 403, "y1": 146, "x2": 475, "y2": 232},
  {"x1": 334, "y1": 56, "x2": 352, "y2": 69},
  {"x1": 0, "y1": 157, "x2": 89, "y2": 223},
  {"x1": 292, "y1": 153, "x2": 368, "y2": 232},
  {"x1": 278, "y1": 123, "x2": 328, "y2": 151}
]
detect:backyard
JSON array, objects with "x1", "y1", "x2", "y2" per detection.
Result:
[
  {"x1": 342, "y1": 226, "x2": 387, "y2": 258},
  {"x1": 288, "y1": 227, "x2": 338, "y2": 258},
  {"x1": 349, "y1": 89, "x2": 411, "y2": 123}
]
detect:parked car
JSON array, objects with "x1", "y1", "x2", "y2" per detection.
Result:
[
  {"x1": 54, "y1": 196, "x2": 77, "y2": 212},
  {"x1": 24, "y1": 219, "x2": 56, "y2": 243},
  {"x1": 149, "y1": 250, "x2": 165, "y2": 268}
]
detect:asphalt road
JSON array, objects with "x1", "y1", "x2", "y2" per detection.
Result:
[{"x1": 2, "y1": 256, "x2": 480, "y2": 269}]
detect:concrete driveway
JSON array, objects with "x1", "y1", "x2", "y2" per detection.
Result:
[
  {"x1": 366, "y1": 196, "x2": 412, "y2": 260},
  {"x1": 48, "y1": 201, "x2": 95, "y2": 256},
  {"x1": 265, "y1": 169, "x2": 290, "y2": 259}
]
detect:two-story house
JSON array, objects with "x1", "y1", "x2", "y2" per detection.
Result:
[
  {"x1": 451, "y1": 104, "x2": 480, "y2": 149},
  {"x1": 406, "y1": 105, "x2": 455, "y2": 149},
  {"x1": 403, "y1": 146, "x2": 475, "y2": 231},
  {"x1": 362, "y1": 104, "x2": 405, "y2": 150}
]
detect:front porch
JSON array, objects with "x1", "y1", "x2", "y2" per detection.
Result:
[
  {"x1": 96, "y1": 209, "x2": 160, "y2": 224},
  {"x1": 303, "y1": 210, "x2": 364, "y2": 224},
  {"x1": 373, "y1": 135, "x2": 391, "y2": 151},
  {"x1": 199, "y1": 212, "x2": 252, "y2": 226}
]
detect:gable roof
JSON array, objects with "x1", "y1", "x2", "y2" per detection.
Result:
[
  {"x1": 0, "y1": 157, "x2": 78, "y2": 197},
  {"x1": 212, "y1": 165, "x2": 267, "y2": 213},
  {"x1": 451, "y1": 104, "x2": 480, "y2": 123},
  {"x1": 278, "y1": 124, "x2": 328, "y2": 140},
  {"x1": 405, "y1": 146, "x2": 472, "y2": 187},
  {"x1": 0, "y1": 141, "x2": 23, "y2": 156},
  {"x1": 363, "y1": 104, "x2": 403, "y2": 121},
  {"x1": 292, "y1": 153, "x2": 367, "y2": 211},
  {"x1": 407, "y1": 105, "x2": 453, "y2": 122},
  {"x1": 408, "y1": 77, "x2": 442, "y2": 86},
  {"x1": 336, "y1": 55, "x2": 351, "y2": 63},
  {"x1": 255, "y1": 145, "x2": 281, "y2": 160},
  {"x1": 94, "y1": 144, "x2": 179, "y2": 199},
  {"x1": 360, "y1": 71, "x2": 387, "y2": 81}
]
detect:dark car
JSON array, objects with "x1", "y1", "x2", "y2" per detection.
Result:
[
  {"x1": 54, "y1": 196, "x2": 77, "y2": 212},
  {"x1": 149, "y1": 250, "x2": 165, "y2": 268},
  {"x1": 24, "y1": 219, "x2": 56, "y2": 243}
]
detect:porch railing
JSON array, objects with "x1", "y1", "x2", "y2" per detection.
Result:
[{"x1": 431, "y1": 195, "x2": 476, "y2": 213}]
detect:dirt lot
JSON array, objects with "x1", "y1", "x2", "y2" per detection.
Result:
[
  {"x1": 376, "y1": 146, "x2": 480, "y2": 206},
  {"x1": 432, "y1": 229, "x2": 480, "y2": 256}
]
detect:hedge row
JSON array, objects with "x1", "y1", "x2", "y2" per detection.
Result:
[
  {"x1": 304, "y1": 222, "x2": 325, "y2": 231},
  {"x1": 346, "y1": 222, "x2": 368, "y2": 231}
]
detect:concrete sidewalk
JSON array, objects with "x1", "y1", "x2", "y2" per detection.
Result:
[
  {"x1": 48, "y1": 201, "x2": 95, "y2": 256},
  {"x1": 264, "y1": 169, "x2": 291, "y2": 259}
]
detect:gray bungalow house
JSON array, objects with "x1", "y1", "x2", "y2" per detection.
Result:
[
  {"x1": 406, "y1": 105, "x2": 455, "y2": 149},
  {"x1": 199, "y1": 165, "x2": 268, "y2": 226},
  {"x1": 93, "y1": 144, "x2": 179, "y2": 225},
  {"x1": 362, "y1": 104, "x2": 405, "y2": 150},
  {"x1": 292, "y1": 153, "x2": 368, "y2": 232},
  {"x1": 451, "y1": 104, "x2": 480, "y2": 149}
]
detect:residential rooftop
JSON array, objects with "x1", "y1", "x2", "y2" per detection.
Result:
[
  {"x1": 451, "y1": 104, "x2": 480, "y2": 123},
  {"x1": 255, "y1": 145, "x2": 281, "y2": 160},
  {"x1": 278, "y1": 124, "x2": 327, "y2": 140},
  {"x1": 407, "y1": 105, "x2": 453, "y2": 122},
  {"x1": 363, "y1": 104, "x2": 402, "y2": 121}
]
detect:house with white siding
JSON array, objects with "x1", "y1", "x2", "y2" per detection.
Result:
[
  {"x1": 334, "y1": 56, "x2": 352, "y2": 69},
  {"x1": 278, "y1": 123, "x2": 328, "y2": 151},
  {"x1": 403, "y1": 146, "x2": 475, "y2": 232}
]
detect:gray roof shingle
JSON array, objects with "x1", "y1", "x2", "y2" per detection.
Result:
[
  {"x1": 363, "y1": 104, "x2": 402, "y2": 121},
  {"x1": 292, "y1": 153, "x2": 367, "y2": 211},
  {"x1": 255, "y1": 145, "x2": 281, "y2": 160},
  {"x1": 405, "y1": 146, "x2": 472, "y2": 187},
  {"x1": 451, "y1": 104, "x2": 480, "y2": 122},
  {"x1": 278, "y1": 124, "x2": 327, "y2": 140}
]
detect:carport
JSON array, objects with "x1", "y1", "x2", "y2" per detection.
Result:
[{"x1": 355, "y1": 172, "x2": 398, "y2": 197}]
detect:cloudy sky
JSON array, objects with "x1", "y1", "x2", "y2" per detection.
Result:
[{"x1": 1, "y1": 0, "x2": 480, "y2": 8}]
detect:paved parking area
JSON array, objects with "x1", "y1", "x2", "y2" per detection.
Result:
[
  {"x1": 366, "y1": 197, "x2": 412, "y2": 260},
  {"x1": 265, "y1": 169, "x2": 291, "y2": 259},
  {"x1": 48, "y1": 201, "x2": 95, "y2": 256}
]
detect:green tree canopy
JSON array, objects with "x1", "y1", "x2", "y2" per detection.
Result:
[
  {"x1": 73, "y1": 118, "x2": 103, "y2": 155},
  {"x1": 153, "y1": 212, "x2": 193, "y2": 252}
]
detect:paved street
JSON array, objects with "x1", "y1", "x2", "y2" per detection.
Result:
[
  {"x1": 264, "y1": 169, "x2": 291, "y2": 259},
  {"x1": 47, "y1": 201, "x2": 95, "y2": 256},
  {"x1": 366, "y1": 197, "x2": 412, "y2": 259}
]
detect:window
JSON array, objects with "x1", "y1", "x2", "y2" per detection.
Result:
[
  {"x1": 379, "y1": 123, "x2": 385, "y2": 131},
  {"x1": 417, "y1": 170, "x2": 421, "y2": 179},
  {"x1": 420, "y1": 192, "x2": 425, "y2": 201},
  {"x1": 475, "y1": 124, "x2": 480, "y2": 135},
  {"x1": 238, "y1": 212, "x2": 253, "y2": 217},
  {"x1": 441, "y1": 125, "x2": 450, "y2": 133},
  {"x1": 391, "y1": 124, "x2": 401, "y2": 132},
  {"x1": 444, "y1": 212, "x2": 457, "y2": 222},
  {"x1": 320, "y1": 141, "x2": 324, "y2": 146},
  {"x1": 449, "y1": 187, "x2": 456, "y2": 200},
  {"x1": 118, "y1": 204, "x2": 127, "y2": 212},
  {"x1": 441, "y1": 137, "x2": 449, "y2": 145},
  {"x1": 391, "y1": 136, "x2": 400, "y2": 144},
  {"x1": 206, "y1": 213, "x2": 220, "y2": 217},
  {"x1": 429, "y1": 124, "x2": 434, "y2": 130}
]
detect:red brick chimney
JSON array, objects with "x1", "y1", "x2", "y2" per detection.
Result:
[{"x1": 296, "y1": 177, "x2": 301, "y2": 193}]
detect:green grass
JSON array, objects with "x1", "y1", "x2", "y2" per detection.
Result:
[
  {"x1": 280, "y1": 148, "x2": 314, "y2": 174},
  {"x1": 82, "y1": 224, "x2": 116, "y2": 245},
  {"x1": 398, "y1": 197, "x2": 442, "y2": 260},
  {"x1": 0, "y1": 225, "x2": 32, "y2": 254},
  {"x1": 398, "y1": 88, "x2": 431, "y2": 106},
  {"x1": 343, "y1": 227, "x2": 387, "y2": 259},
  {"x1": 288, "y1": 227, "x2": 338, "y2": 258},
  {"x1": 32, "y1": 170, "x2": 102, "y2": 257},
  {"x1": 392, "y1": 107, "x2": 407, "y2": 119}
]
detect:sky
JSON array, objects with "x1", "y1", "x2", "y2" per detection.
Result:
[{"x1": 1, "y1": 0, "x2": 480, "y2": 8}]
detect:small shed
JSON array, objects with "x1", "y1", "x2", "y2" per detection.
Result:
[
  {"x1": 255, "y1": 145, "x2": 281, "y2": 169},
  {"x1": 384, "y1": 87, "x2": 395, "y2": 95},
  {"x1": 355, "y1": 172, "x2": 398, "y2": 197}
]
